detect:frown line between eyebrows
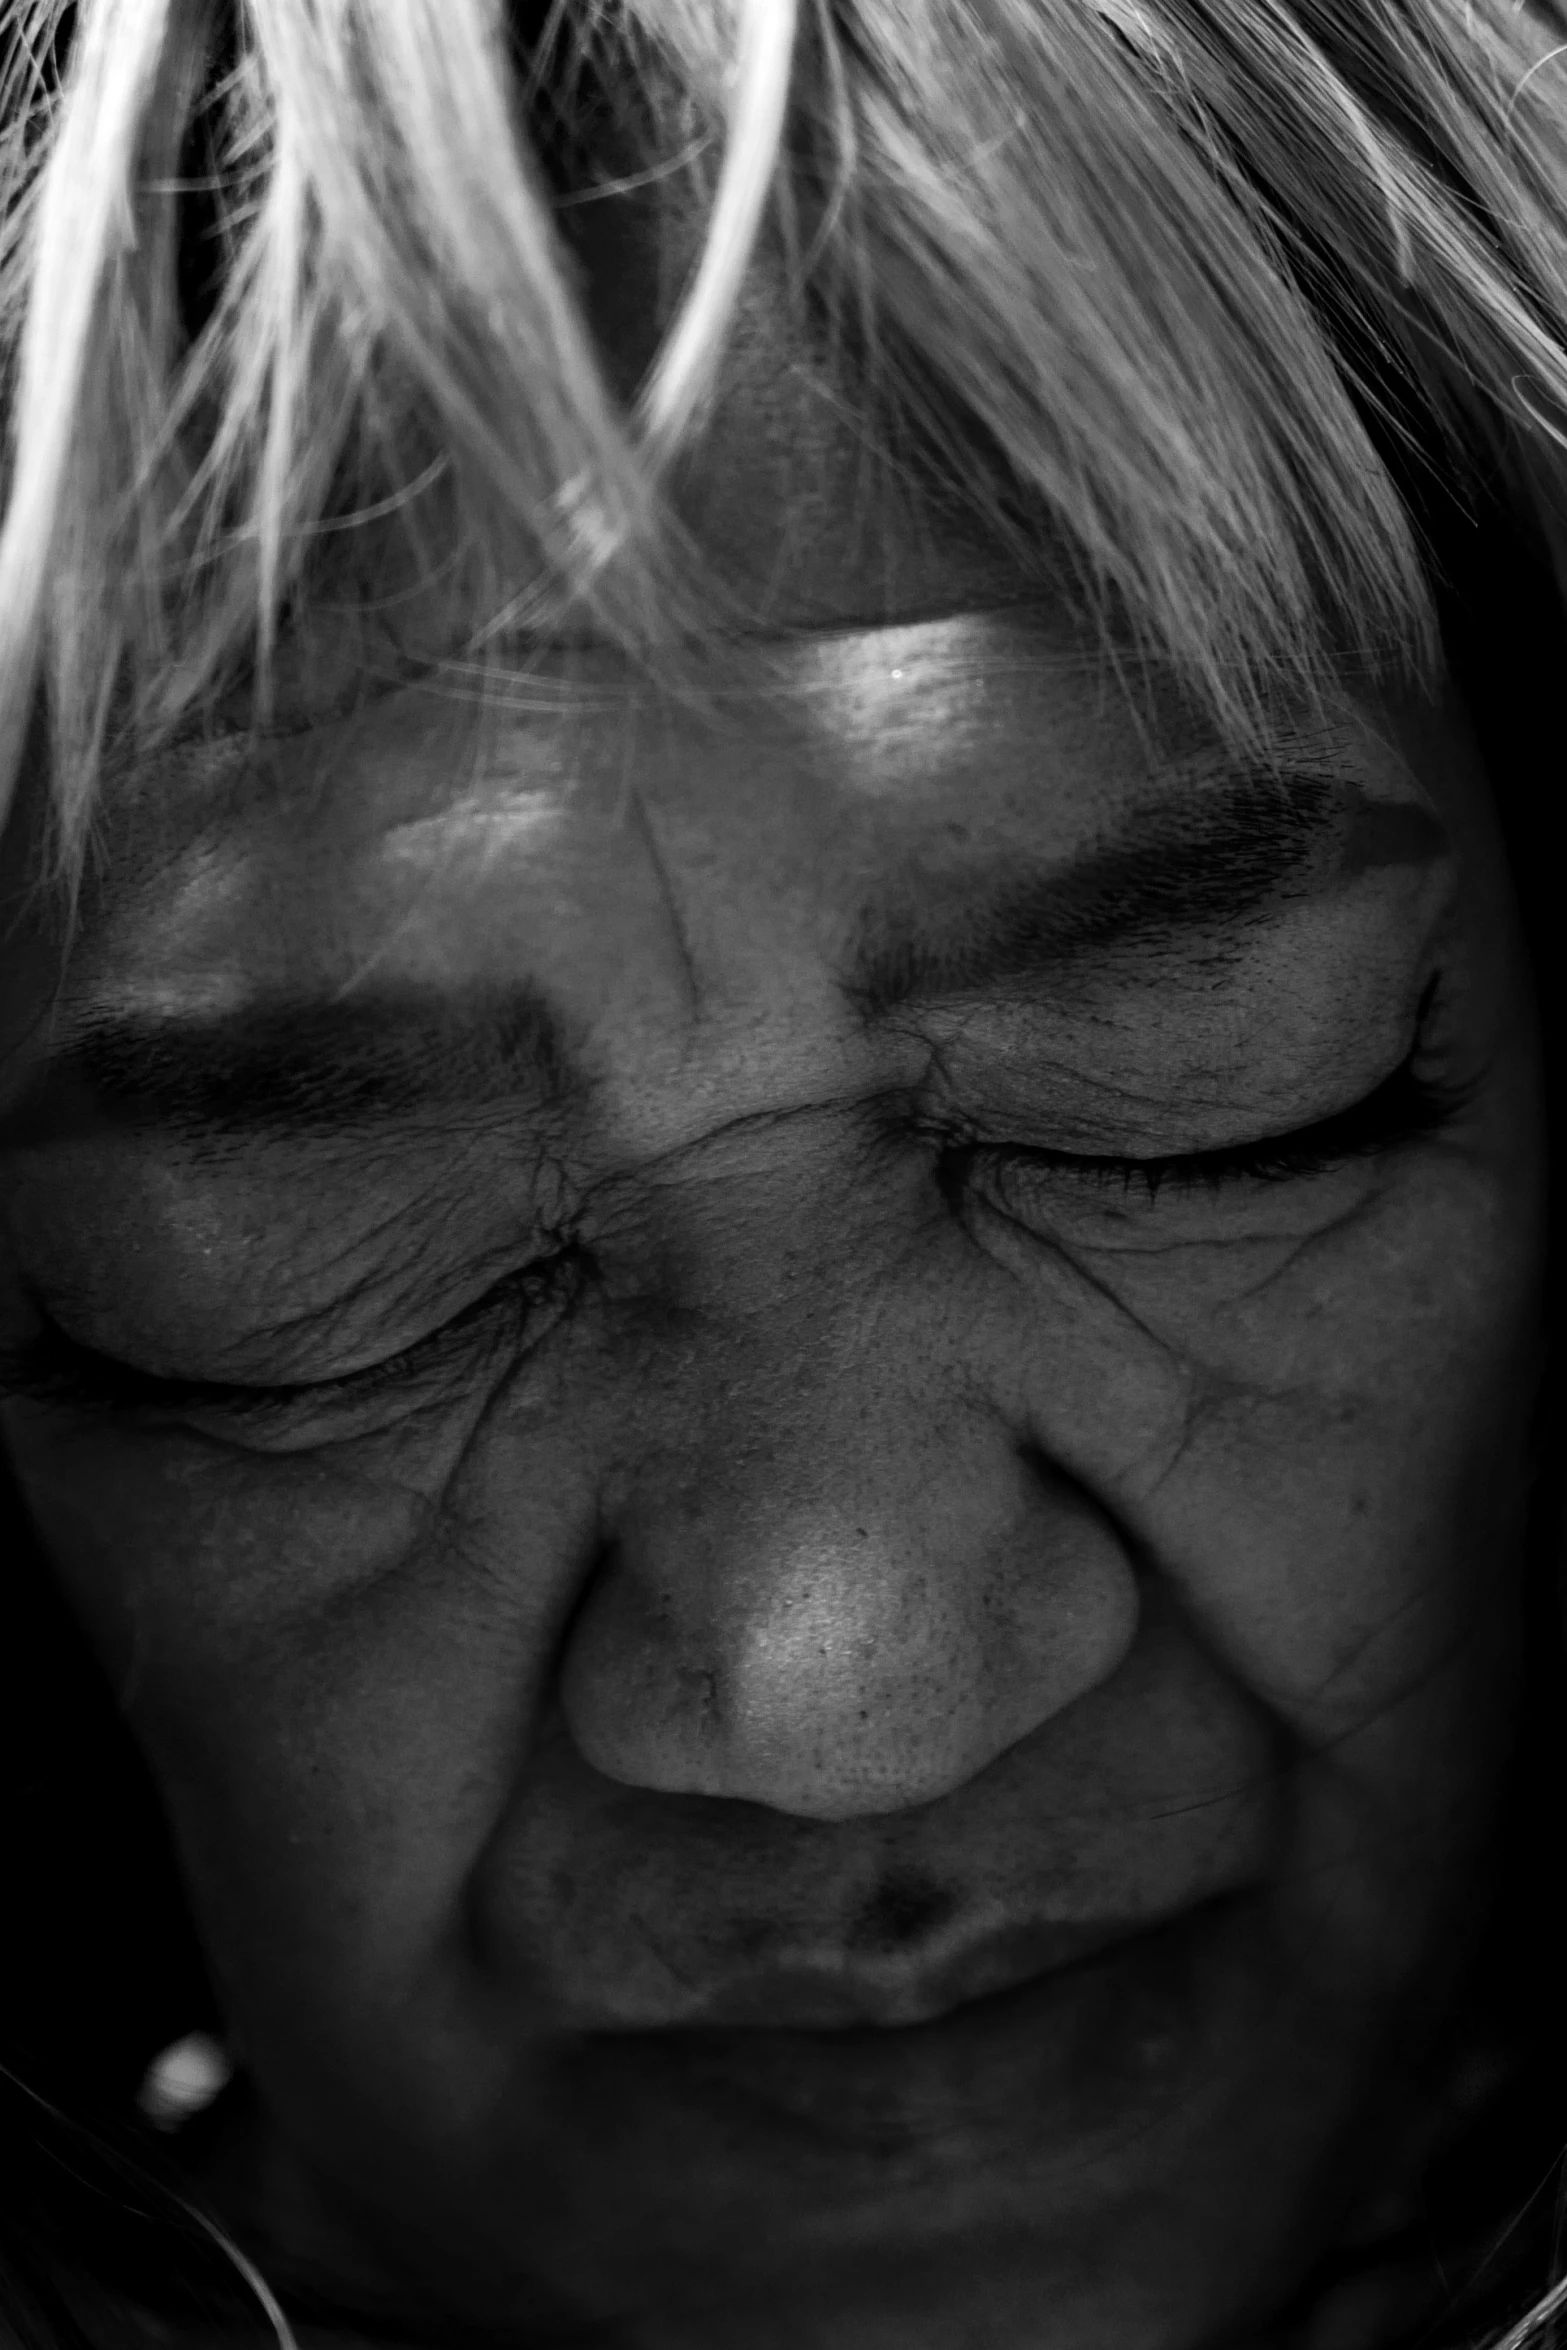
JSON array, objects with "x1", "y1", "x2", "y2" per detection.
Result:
[{"x1": 847, "y1": 775, "x2": 1448, "y2": 1017}]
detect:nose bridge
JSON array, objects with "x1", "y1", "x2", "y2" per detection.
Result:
[
  {"x1": 622, "y1": 1127, "x2": 979, "y2": 1575},
  {"x1": 558, "y1": 1220, "x2": 1141, "y2": 1820}
]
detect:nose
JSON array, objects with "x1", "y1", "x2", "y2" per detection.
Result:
[{"x1": 558, "y1": 1332, "x2": 1140, "y2": 1822}]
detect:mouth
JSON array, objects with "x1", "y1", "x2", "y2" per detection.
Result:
[
  {"x1": 652, "y1": 1910, "x2": 1192, "y2": 2033},
  {"x1": 584, "y1": 1893, "x2": 1263, "y2": 2157}
]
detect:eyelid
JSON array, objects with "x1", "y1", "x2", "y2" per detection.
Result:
[
  {"x1": 1, "y1": 1246, "x2": 585, "y2": 1421},
  {"x1": 954, "y1": 1054, "x2": 1466, "y2": 1207}
]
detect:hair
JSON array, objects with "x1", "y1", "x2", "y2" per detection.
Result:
[
  {"x1": 6, "y1": 0, "x2": 1567, "y2": 880},
  {"x1": 5, "y1": 1, "x2": 1567, "y2": 2344}
]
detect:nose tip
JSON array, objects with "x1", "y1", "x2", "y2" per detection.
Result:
[
  {"x1": 559, "y1": 1475, "x2": 1140, "y2": 1822},
  {"x1": 690, "y1": 1540, "x2": 1038, "y2": 1818}
]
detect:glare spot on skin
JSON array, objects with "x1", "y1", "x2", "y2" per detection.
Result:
[{"x1": 377, "y1": 788, "x2": 571, "y2": 876}]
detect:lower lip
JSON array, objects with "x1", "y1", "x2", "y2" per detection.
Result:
[{"x1": 593, "y1": 1893, "x2": 1263, "y2": 2163}]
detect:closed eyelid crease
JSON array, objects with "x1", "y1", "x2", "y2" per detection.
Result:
[
  {"x1": 966, "y1": 1053, "x2": 1465, "y2": 1206},
  {"x1": 0, "y1": 1245, "x2": 588, "y2": 1420}
]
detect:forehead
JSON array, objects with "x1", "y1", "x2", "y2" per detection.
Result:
[
  {"x1": 3, "y1": 208, "x2": 1461, "y2": 1034},
  {"x1": 32, "y1": 191, "x2": 1435, "y2": 981},
  {"x1": 63, "y1": 614, "x2": 1422, "y2": 1010},
  {"x1": 221, "y1": 232, "x2": 1081, "y2": 752}
]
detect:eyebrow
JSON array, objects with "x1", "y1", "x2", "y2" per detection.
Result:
[
  {"x1": 848, "y1": 774, "x2": 1446, "y2": 1015},
  {"x1": 0, "y1": 773, "x2": 1446, "y2": 1152},
  {"x1": 0, "y1": 982, "x2": 577, "y2": 1148}
]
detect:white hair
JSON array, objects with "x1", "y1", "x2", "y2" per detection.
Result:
[{"x1": 2, "y1": 0, "x2": 1567, "y2": 877}]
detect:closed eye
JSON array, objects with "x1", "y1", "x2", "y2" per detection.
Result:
[
  {"x1": 951, "y1": 1055, "x2": 1465, "y2": 1210},
  {"x1": 0, "y1": 1245, "x2": 587, "y2": 1421}
]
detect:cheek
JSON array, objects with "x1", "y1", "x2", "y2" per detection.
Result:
[
  {"x1": 1153, "y1": 1176, "x2": 1538, "y2": 1740},
  {"x1": 999, "y1": 1147, "x2": 1538, "y2": 1905},
  {"x1": 973, "y1": 1120, "x2": 1538, "y2": 1707},
  {"x1": 0, "y1": 1397, "x2": 603, "y2": 2039},
  {"x1": 980, "y1": 1158, "x2": 1541, "y2": 1996}
]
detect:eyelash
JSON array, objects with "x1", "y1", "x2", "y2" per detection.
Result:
[
  {"x1": 0, "y1": 1247, "x2": 586, "y2": 1423},
  {"x1": 951, "y1": 1055, "x2": 1462, "y2": 1208}
]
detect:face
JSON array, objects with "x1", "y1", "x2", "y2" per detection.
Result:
[{"x1": 0, "y1": 403, "x2": 1549, "y2": 2347}]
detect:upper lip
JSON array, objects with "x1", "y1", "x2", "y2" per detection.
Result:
[{"x1": 652, "y1": 1912, "x2": 1183, "y2": 2033}]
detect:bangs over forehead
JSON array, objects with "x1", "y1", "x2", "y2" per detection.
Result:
[{"x1": 3, "y1": 0, "x2": 1567, "y2": 879}]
